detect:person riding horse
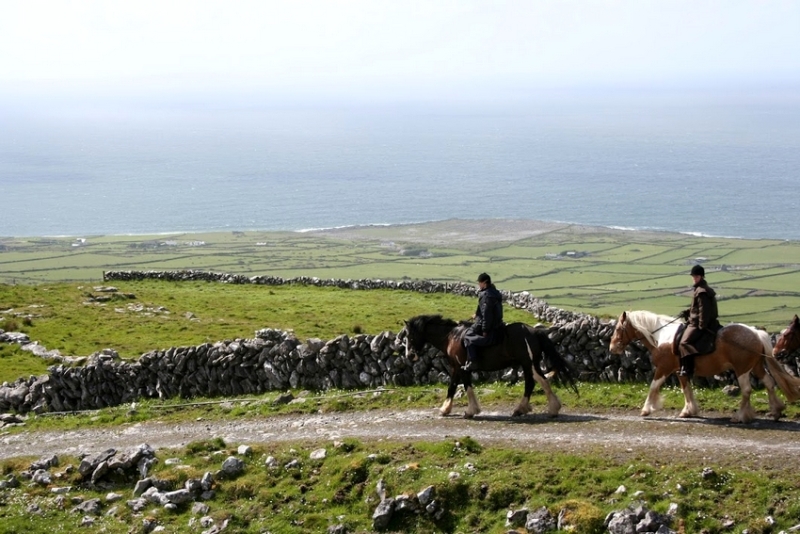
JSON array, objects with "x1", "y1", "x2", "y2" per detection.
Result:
[
  {"x1": 678, "y1": 264, "x2": 720, "y2": 378},
  {"x1": 462, "y1": 272, "x2": 503, "y2": 372}
]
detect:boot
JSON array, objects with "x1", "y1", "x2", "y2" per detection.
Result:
[{"x1": 679, "y1": 355, "x2": 695, "y2": 378}]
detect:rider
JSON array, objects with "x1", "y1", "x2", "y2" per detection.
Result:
[
  {"x1": 678, "y1": 264, "x2": 720, "y2": 378},
  {"x1": 462, "y1": 272, "x2": 504, "y2": 372}
]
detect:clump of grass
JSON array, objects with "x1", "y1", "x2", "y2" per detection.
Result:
[
  {"x1": 185, "y1": 437, "x2": 227, "y2": 454},
  {"x1": 1, "y1": 319, "x2": 19, "y2": 331},
  {"x1": 555, "y1": 499, "x2": 606, "y2": 533}
]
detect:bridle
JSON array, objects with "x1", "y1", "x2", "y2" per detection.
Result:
[
  {"x1": 611, "y1": 316, "x2": 644, "y2": 348},
  {"x1": 776, "y1": 326, "x2": 800, "y2": 358}
]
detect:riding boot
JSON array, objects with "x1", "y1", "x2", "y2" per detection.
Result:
[
  {"x1": 679, "y1": 355, "x2": 695, "y2": 378},
  {"x1": 462, "y1": 344, "x2": 478, "y2": 372}
]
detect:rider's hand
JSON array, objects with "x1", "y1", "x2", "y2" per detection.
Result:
[{"x1": 679, "y1": 309, "x2": 690, "y2": 320}]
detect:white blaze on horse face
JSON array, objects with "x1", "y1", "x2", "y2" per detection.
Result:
[
  {"x1": 404, "y1": 336, "x2": 418, "y2": 361},
  {"x1": 609, "y1": 323, "x2": 625, "y2": 354}
]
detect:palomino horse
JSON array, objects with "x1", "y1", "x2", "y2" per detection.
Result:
[
  {"x1": 774, "y1": 315, "x2": 800, "y2": 357},
  {"x1": 609, "y1": 310, "x2": 800, "y2": 423},
  {"x1": 402, "y1": 314, "x2": 578, "y2": 418}
]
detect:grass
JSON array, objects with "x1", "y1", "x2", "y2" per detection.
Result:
[
  {"x1": 1, "y1": 435, "x2": 798, "y2": 533},
  {"x1": 2, "y1": 220, "x2": 800, "y2": 330},
  {"x1": 0, "y1": 281, "x2": 540, "y2": 382}
]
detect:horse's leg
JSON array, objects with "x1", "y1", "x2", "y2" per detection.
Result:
[
  {"x1": 512, "y1": 366, "x2": 534, "y2": 417},
  {"x1": 531, "y1": 364, "x2": 561, "y2": 417},
  {"x1": 463, "y1": 373, "x2": 481, "y2": 419},
  {"x1": 440, "y1": 371, "x2": 459, "y2": 416},
  {"x1": 732, "y1": 371, "x2": 756, "y2": 424},
  {"x1": 642, "y1": 350, "x2": 671, "y2": 416},
  {"x1": 751, "y1": 362, "x2": 785, "y2": 421},
  {"x1": 678, "y1": 376, "x2": 699, "y2": 418},
  {"x1": 641, "y1": 374, "x2": 667, "y2": 416}
]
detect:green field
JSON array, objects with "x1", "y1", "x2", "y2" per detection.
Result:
[{"x1": 2, "y1": 219, "x2": 798, "y2": 331}]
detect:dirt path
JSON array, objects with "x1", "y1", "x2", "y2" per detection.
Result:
[{"x1": 4, "y1": 407, "x2": 800, "y2": 468}]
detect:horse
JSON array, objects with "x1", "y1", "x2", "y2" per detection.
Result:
[
  {"x1": 401, "y1": 314, "x2": 578, "y2": 418},
  {"x1": 609, "y1": 310, "x2": 800, "y2": 423},
  {"x1": 774, "y1": 315, "x2": 800, "y2": 357}
]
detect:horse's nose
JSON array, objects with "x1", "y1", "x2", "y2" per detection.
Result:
[{"x1": 404, "y1": 347, "x2": 419, "y2": 362}]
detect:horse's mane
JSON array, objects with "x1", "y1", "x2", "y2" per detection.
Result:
[
  {"x1": 624, "y1": 310, "x2": 679, "y2": 346},
  {"x1": 406, "y1": 314, "x2": 458, "y2": 334}
]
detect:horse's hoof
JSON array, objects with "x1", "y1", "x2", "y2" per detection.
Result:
[
  {"x1": 678, "y1": 411, "x2": 692, "y2": 418},
  {"x1": 512, "y1": 409, "x2": 524, "y2": 417},
  {"x1": 640, "y1": 410, "x2": 651, "y2": 417},
  {"x1": 463, "y1": 413, "x2": 475, "y2": 419}
]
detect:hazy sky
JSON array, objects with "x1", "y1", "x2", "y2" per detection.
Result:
[{"x1": 2, "y1": 0, "x2": 799, "y2": 101}]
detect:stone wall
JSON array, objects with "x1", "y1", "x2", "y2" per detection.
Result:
[{"x1": 3, "y1": 269, "x2": 790, "y2": 415}]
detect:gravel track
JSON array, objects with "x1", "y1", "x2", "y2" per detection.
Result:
[{"x1": 4, "y1": 407, "x2": 800, "y2": 469}]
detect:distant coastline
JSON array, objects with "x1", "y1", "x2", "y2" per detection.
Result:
[{"x1": 2, "y1": 217, "x2": 793, "y2": 243}]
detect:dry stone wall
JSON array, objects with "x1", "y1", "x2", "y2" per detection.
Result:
[{"x1": 0, "y1": 269, "x2": 742, "y2": 414}]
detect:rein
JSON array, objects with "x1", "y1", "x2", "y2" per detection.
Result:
[{"x1": 650, "y1": 315, "x2": 682, "y2": 335}]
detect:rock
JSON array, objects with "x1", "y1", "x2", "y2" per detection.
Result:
[
  {"x1": 106, "y1": 492, "x2": 123, "y2": 502},
  {"x1": 525, "y1": 506, "x2": 556, "y2": 533},
  {"x1": 237, "y1": 445, "x2": 252, "y2": 456},
  {"x1": 221, "y1": 456, "x2": 245, "y2": 477},
  {"x1": 417, "y1": 485, "x2": 435, "y2": 506},
  {"x1": 201, "y1": 472, "x2": 214, "y2": 491},
  {"x1": 72, "y1": 498, "x2": 102, "y2": 516},
  {"x1": 506, "y1": 508, "x2": 529, "y2": 527},
  {"x1": 31, "y1": 469, "x2": 51, "y2": 486},
  {"x1": 192, "y1": 502, "x2": 210, "y2": 515},
  {"x1": 372, "y1": 498, "x2": 395, "y2": 530},
  {"x1": 165, "y1": 489, "x2": 193, "y2": 504},
  {"x1": 310, "y1": 448, "x2": 327, "y2": 460},
  {"x1": 133, "y1": 478, "x2": 153, "y2": 496},
  {"x1": 127, "y1": 498, "x2": 148, "y2": 513}
]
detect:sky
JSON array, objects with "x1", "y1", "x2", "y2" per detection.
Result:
[{"x1": 1, "y1": 0, "x2": 799, "y2": 103}]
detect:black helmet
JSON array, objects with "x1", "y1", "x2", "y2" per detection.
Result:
[
  {"x1": 690, "y1": 264, "x2": 705, "y2": 277},
  {"x1": 477, "y1": 272, "x2": 491, "y2": 283}
]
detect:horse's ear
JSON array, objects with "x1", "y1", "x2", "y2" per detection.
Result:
[
  {"x1": 621, "y1": 311, "x2": 627, "y2": 321},
  {"x1": 794, "y1": 315, "x2": 799, "y2": 325}
]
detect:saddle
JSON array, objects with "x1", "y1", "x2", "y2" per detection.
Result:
[
  {"x1": 461, "y1": 322, "x2": 506, "y2": 351},
  {"x1": 672, "y1": 323, "x2": 723, "y2": 357}
]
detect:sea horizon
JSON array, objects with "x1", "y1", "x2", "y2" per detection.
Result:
[{"x1": 3, "y1": 92, "x2": 799, "y2": 241}]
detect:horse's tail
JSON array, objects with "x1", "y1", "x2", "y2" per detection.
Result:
[
  {"x1": 765, "y1": 355, "x2": 800, "y2": 403},
  {"x1": 528, "y1": 329, "x2": 579, "y2": 396},
  {"x1": 746, "y1": 327, "x2": 800, "y2": 403},
  {"x1": 754, "y1": 328, "x2": 774, "y2": 358}
]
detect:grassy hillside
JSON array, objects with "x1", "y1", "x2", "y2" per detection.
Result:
[{"x1": 2, "y1": 219, "x2": 798, "y2": 331}]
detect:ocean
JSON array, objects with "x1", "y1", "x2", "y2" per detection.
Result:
[{"x1": 2, "y1": 91, "x2": 799, "y2": 240}]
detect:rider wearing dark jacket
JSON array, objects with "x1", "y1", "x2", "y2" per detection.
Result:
[
  {"x1": 678, "y1": 264, "x2": 720, "y2": 378},
  {"x1": 462, "y1": 273, "x2": 504, "y2": 372}
]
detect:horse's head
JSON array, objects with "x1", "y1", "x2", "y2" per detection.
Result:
[
  {"x1": 774, "y1": 314, "x2": 800, "y2": 357},
  {"x1": 402, "y1": 314, "x2": 457, "y2": 361},
  {"x1": 609, "y1": 311, "x2": 639, "y2": 354},
  {"x1": 402, "y1": 318, "x2": 427, "y2": 362}
]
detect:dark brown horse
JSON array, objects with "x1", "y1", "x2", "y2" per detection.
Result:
[
  {"x1": 774, "y1": 315, "x2": 800, "y2": 357},
  {"x1": 609, "y1": 310, "x2": 800, "y2": 423},
  {"x1": 402, "y1": 314, "x2": 578, "y2": 418}
]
